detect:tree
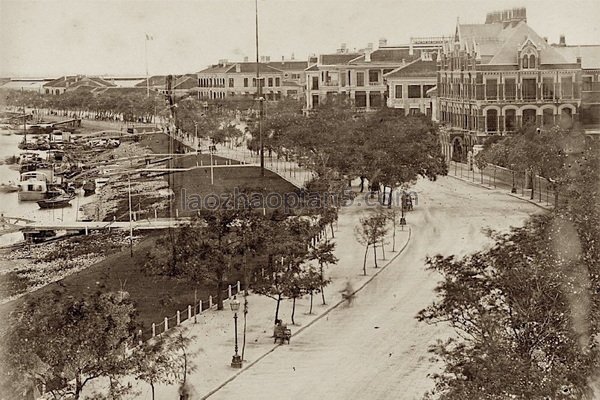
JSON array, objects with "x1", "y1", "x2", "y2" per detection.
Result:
[
  {"x1": 418, "y1": 212, "x2": 600, "y2": 399},
  {"x1": 130, "y1": 334, "x2": 182, "y2": 400},
  {"x1": 0, "y1": 289, "x2": 136, "y2": 400},
  {"x1": 354, "y1": 209, "x2": 389, "y2": 274},
  {"x1": 300, "y1": 265, "x2": 329, "y2": 314},
  {"x1": 308, "y1": 239, "x2": 338, "y2": 305}
]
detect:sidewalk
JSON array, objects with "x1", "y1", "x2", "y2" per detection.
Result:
[
  {"x1": 447, "y1": 161, "x2": 554, "y2": 211},
  {"x1": 88, "y1": 199, "x2": 412, "y2": 399}
]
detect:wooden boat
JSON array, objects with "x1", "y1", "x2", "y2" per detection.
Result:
[
  {"x1": 18, "y1": 172, "x2": 48, "y2": 201},
  {"x1": 37, "y1": 193, "x2": 75, "y2": 209},
  {"x1": 0, "y1": 182, "x2": 20, "y2": 193}
]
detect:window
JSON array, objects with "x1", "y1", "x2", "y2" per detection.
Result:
[
  {"x1": 542, "y1": 78, "x2": 554, "y2": 99},
  {"x1": 505, "y1": 109, "x2": 516, "y2": 131},
  {"x1": 529, "y1": 55, "x2": 536, "y2": 69},
  {"x1": 561, "y1": 77, "x2": 573, "y2": 98},
  {"x1": 356, "y1": 72, "x2": 364, "y2": 87},
  {"x1": 228, "y1": 78, "x2": 234, "y2": 88},
  {"x1": 582, "y1": 76, "x2": 593, "y2": 91},
  {"x1": 311, "y1": 76, "x2": 319, "y2": 90},
  {"x1": 409, "y1": 108, "x2": 420, "y2": 115},
  {"x1": 423, "y1": 85, "x2": 435, "y2": 97},
  {"x1": 368, "y1": 70, "x2": 379, "y2": 84},
  {"x1": 340, "y1": 72, "x2": 346, "y2": 87},
  {"x1": 275, "y1": 77, "x2": 280, "y2": 86},
  {"x1": 395, "y1": 85, "x2": 403, "y2": 99},
  {"x1": 355, "y1": 91, "x2": 366, "y2": 107},
  {"x1": 268, "y1": 78, "x2": 273, "y2": 87},
  {"x1": 252, "y1": 78, "x2": 256, "y2": 87},
  {"x1": 408, "y1": 85, "x2": 421, "y2": 98},
  {"x1": 291, "y1": 73, "x2": 300, "y2": 80},
  {"x1": 522, "y1": 78, "x2": 536, "y2": 100},
  {"x1": 244, "y1": 78, "x2": 248, "y2": 87},
  {"x1": 486, "y1": 109, "x2": 498, "y2": 132},
  {"x1": 312, "y1": 95, "x2": 319, "y2": 107},
  {"x1": 522, "y1": 56, "x2": 529, "y2": 69},
  {"x1": 505, "y1": 78, "x2": 516, "y2": 99},
  {"x1": 486, "y1": 79, "x2": 498, "y2": 100}
]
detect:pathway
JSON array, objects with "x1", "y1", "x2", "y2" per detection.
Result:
[{"x1": 206, "y1": 175, "x2": 542, "y2": 400}]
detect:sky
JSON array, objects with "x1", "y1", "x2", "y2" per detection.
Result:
[{"x1": 1, "y1": 0, "x2": 599, "y2": 78}]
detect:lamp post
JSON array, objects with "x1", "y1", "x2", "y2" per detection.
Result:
[
  {"x1": 230, "y1": 296, "x2": 242, "y2": 368},
  {"x1": 510, "y1": 164, "x2": 517, "y2": 193}
]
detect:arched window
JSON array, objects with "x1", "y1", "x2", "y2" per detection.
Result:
[
  {"x1": 529, "y1": 55, "x2": 536, "y2": 69},
  {"x1": 522, "y1": 56, "x2": 529, "y2": 69}
]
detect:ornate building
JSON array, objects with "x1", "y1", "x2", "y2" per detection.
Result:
[{"x1": 437, "y1": 8, "x2": 582, "y2": 161}]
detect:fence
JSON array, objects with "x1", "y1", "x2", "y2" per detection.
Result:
[
  {"x1": 134, "y1": 224, "x2": 331, "y2": 345},
  {"x1": 136, "y1": 280, "x2": 243, "y2": 344},
  {"x1": 448, "y1": 161, "x2": 563, "y2": 208}
]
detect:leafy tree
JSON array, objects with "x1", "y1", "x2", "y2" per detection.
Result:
[
  {"x1": 0, "y1": 289, "x2": 136, "y2": 400},
  {"x1": 354, "y1": 209, "x2": 389, "y2": 274},
  {"x1": 130, "y1": 335, "x2": 181, "y2": 400},
  {"x1": 308, "y1": 239, "x2": 338, "y2": 305}
]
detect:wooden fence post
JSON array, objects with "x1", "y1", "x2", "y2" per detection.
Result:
[
  {"x1": 138, "y1": 329, "x2": 143, "y2": 346},
  {"x1": 176, "y1": 311, "x2": 181, "y2": 325},
  {"x1": 188, "y1": 305, "x2": 192, "y2": 321},
  {"x1": 164, "y1": 317, "x2": 168, "y2": 332},
  {"x1": 228, "y1": 285, "x2": 232, "y2": 299},
  {"x1": 209, "y1": 296, "x2": 213, "y2": 308},
  {"x1": 152, "y1": 323, "x2": 156, "y2": 337},
  {"x1": 237, "y1": 281, "x2": 241, "y2": 293},
  {"x1": 198, "y1": 300, "x2": 203, "y2": 314}
]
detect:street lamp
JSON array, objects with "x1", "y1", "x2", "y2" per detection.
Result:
[
  {"x1": 510, "y1": 164, "x2": 517, "y2": 193},
  {"x1": 230, "y1": 296, "x2": 242, "y2": 368}
]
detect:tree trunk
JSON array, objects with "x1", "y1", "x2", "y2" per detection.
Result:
[
  {"x1": 373, "y1": 242, "x2": 378, "y2": 268},
  {"x1": 242, "y1": 251, "x2": 248, "y2": 361},
  {"x1": 363, "y1": 245, "x2": 369, "y2": 275},
  {"x1": 387, "y1": 188, "x2": 393, "y2": 208},
  {"x1": 291, "y1": 296, "x2": 296, "y2": 324},
  {"x1": 309, "y1": 291, "x2": 314, "y2": 314},
  {"x1": 216, "y1": 280, "x2": 224, "y2": 310},
  {"x1": 151, "y1": 382, "x2": 155, "y2": 400},
  {"x1": 320, "y1": 264, "x2": 326, "y2": 305},
  {"x1": 530, "y1": 170, "x2": 535, "y2": 200},
  {"x1": 360, "y1": 176, "x2": 365, "y2": 192},
  {"x1": 381, "y1": 240, "x2": 386, "y2": 260},
  {"x1": 274, "y1": 293, "x2": 282, "y2": 324},
  {"x1": 330, "y1": 222, "x2": 335, "y2": 238},
  {"x1": 74, "y1": 375, "x2": 82, "y2": 400}
]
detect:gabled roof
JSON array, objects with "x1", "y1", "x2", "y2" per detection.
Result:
[
  {"x1": 319, "y1": 53, "x2": 362, "y2": 65},
  {"x1": 196, "y1": 64, "x2": 235, "y2": 74},
  {"x1": 350, "y1": 48, "x2": 418, "y2": 64},
  {"x1": 457, "y1": 20, "x2": 571, "y2": 65},
  {"x1": 44, "y1": 76, "x2": 116, "y2": 89},
  {"x1": 135, "y1": 76, "x2": 167, "y2": 87},
  {"x1": 236, "y1": 63, "x2": 283, "y2": 74},
  {"x1": 173, "y1": 75, "x2": 197, "y2": 90},
  {"x1": 266, "y1": 61, "x2": 308, "y2": 71},
  {"x1": 553, "y1": 45, "x2": 600, "y2": 69},
  {"x1": 384, "y1": 59, "x2": 437, "y2": 78}
]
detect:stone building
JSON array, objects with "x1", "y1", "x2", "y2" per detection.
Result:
[{"x1": 437, "y1": 8, "x2": 582, "y2": 161}]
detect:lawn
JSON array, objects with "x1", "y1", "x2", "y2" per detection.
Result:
[{"x1": 1, "y1": 132, "x2": 300, "y2": 339}]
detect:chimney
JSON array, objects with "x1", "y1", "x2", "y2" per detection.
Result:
[
  {"x1": 378, "y1": 38, "x2": 387, "y2": 48},
  {"x1": 291, "y1": 52, "x2": 295, "y2": 60},
  {"x1": 243, "y1": 56, "x2": 249, "y2": 62},
  {"x1": 367, "y1": 42, "x2": 373, "y2": 51},
  {"x1": 265, "y1": 56, "x2": 270, "y2": 62},
  {"x1": 365, "y1": 51, "x2": 371, "y2": 62},
  {"x1": 235, "y1": 64, "x2": 241, "y2": 73},
  {"x1": 337, "y1": 43, "x2": 347, "y2": 54},
  {"x1": 260, "y1": 56, "x2": 266, "y2": 63},
  {"x1": 559, "y1": 34, "x2": 566, "y2": 46},
  {"x1": 281, "y1": 56, "x2": 285, "y2": 63}
]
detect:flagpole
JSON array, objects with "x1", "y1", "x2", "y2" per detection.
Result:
[{"x1": 145, "y1": 35, "x2": 149, "y2": 98}]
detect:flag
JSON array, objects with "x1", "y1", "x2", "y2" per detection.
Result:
[{"x1": 145, "y1": 33, "x2": 153, "y2": 41}]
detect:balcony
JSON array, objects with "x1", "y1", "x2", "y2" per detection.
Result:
[
  {"x1": 322, "y1": 81, "x2": 339, "y2": 87},
  {"x1": 369, "y1": 81, "x2": 383, "y2": 86}
]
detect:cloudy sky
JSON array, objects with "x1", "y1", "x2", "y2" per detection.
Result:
[{"x1": 1, "y1": 0, "x2": 599, "y2": 78}]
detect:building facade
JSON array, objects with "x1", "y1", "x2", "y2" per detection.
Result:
[
  {"x1": 437, "y1": 8, "x2": 582, "y2": 161},
  {"x1": 196, "y1": 59, "x2": 307, "y2": 102}
]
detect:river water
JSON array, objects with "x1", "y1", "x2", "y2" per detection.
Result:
[{"x1": 0, "y1": 128, "x2": 95, "y2": 246}]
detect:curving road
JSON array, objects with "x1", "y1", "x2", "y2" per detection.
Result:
[{"x1": 207, "y1": 176, "x2": 541, "y2": 400}]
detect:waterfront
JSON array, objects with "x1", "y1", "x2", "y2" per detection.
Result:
[{"x1": 0, "y1": 128, "x2": 95, "y2": 246}]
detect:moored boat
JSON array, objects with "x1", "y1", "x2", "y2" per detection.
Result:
[
  {"x1": 0, "y1": 181, "x2": 20, "y2": 193},
  {"x1": 37, "y1": 193, "x2": 75, "y2": 209},
  {"x1": 18, "y1": 171, "x2": 49, "y2": 201}
]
